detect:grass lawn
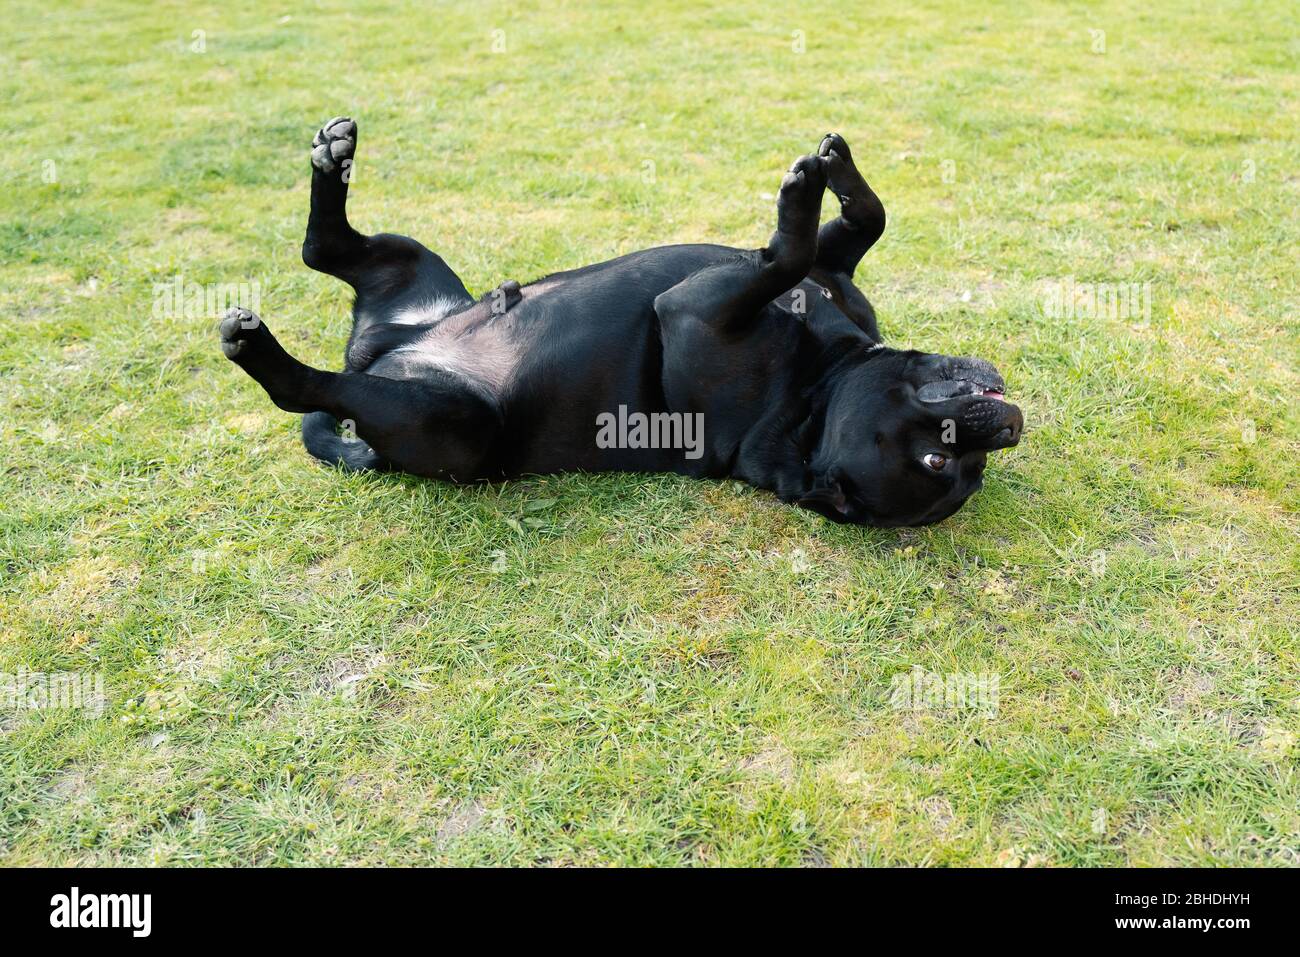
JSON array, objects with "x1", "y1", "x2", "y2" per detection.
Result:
[{"x1": 2, "y1": 0, "x2": 1297, "y2": 866}]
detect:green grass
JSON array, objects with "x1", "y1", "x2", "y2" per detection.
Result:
[{"x1": 2, "y1": 0, "x2": 1297, "y2": 866}]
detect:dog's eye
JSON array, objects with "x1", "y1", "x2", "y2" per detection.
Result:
[{"x1": 922, "y1": 453, "x2": 948, "y2": 471}]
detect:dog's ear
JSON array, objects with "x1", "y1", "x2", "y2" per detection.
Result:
[{"x1": 797, "y1": 474, "x2": 851, "y2": 518}]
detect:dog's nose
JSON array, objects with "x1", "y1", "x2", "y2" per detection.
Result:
[
  {"x1": 994, "y1": 403, "x2": 1024, "y2": 449},
  {"x1": 959, "y1": 397, "x2": 1023, "y2": 451}
]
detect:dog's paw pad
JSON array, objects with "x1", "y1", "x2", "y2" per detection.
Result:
[
  {"x1": 219, "y1": 306, "x2": 263, "y2": 359},
  {"x1": 311, "y1": 116, "x2": 356, "y2": 174}
]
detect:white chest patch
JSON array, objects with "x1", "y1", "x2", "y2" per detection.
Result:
[
  {"x1": 390, "y1": 295, "x2": 466, "y2": 326},
  {"x1": 379, "y1": 300, "x2": 531, "y2": 396}
]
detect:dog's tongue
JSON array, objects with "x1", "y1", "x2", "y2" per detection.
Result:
[{"x1": 982, "y1": 389, "x2": 1005, "y2": 401}]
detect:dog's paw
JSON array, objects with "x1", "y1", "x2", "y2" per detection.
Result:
[
  {"x1": 780, "y1": 153, "x2": 829, "y2": 198},
  {"x1": 818, "y1": 133, "x2": 870, "y2": 207},
  {"x1": 818, "y1": 133, "x2": 854, "y2": 198},
  {"x1": 311, "y1": 116, "x2": 356, "y2": 176},
  {"x1": 776, "y1": 153, "x2": 828, "y2": 238},
  {"x1": 818, "y1": 132, "x2": 853, "y2": 165},
  {"x1": 219, "y1": 306, "x2": 266, "y2": 359}
]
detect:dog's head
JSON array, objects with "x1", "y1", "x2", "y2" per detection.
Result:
[{"x1": 800, "y1": 349, "x2": 1023, "y2": 527}]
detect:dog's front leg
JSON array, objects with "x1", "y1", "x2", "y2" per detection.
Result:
[
  {"x1": 654, "y1": 151, "x2": 827, "y2": 330},
  {"x1": 813, "y1": 133, "x2": 886, "y2": 278}
]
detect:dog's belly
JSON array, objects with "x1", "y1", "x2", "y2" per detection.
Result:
[
  {"x1": 364, "y1": 244, "x2": 756, "y2": 476},
  {"x1": 362, "y1": 287, "x2": 556, "y2": 393},
  {"x1": 366, "y1": 244, "x2": 736, "y2": 394},
  {"x1": 374, "y1": 311, "x2": 528, "y2": 394}
]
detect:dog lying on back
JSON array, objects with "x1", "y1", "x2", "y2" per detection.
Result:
[{"x1": 221, "y1": 117, "x2": 1023, "y2": 527}]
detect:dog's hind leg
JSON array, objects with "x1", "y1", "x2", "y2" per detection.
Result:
[
  {"x1": 301, "y1": 117, "x2": 473, "y2": 323},
  {"x1": 298, "y1": 116, "x2": 482, "y2": 467},
  {"x1": 220, "y1": 308, "x2": 500, "y2": 480},
  {"x1": 654, "y1": 151, "x2": 827, "y2": 330}
]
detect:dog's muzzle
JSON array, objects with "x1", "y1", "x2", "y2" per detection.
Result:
[{"x1": 916, "y1": 358, "x2": 1024, "y2": 452}]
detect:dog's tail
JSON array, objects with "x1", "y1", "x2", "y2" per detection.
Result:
[{"x1": 301, "y1": 412, "x2": 388, "y2": 471}]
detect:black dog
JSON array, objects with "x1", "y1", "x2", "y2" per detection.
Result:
[{"x1": 221, "y1": 117, "x2": 1023, "y2": 527}]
